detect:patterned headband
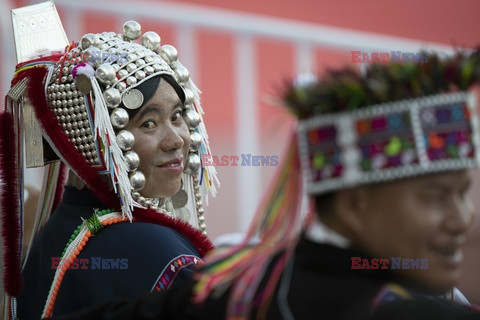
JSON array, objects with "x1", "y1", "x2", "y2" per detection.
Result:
[{"x1": 298, "y1": 91, "x2": 480, "y2": 194}]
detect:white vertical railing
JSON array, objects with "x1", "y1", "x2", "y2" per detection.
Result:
[
  {"x1": 295, "y1": 41, "x2": 314, "y2": 74},
  {"x1": 176, "y1": 25, "x2": 197, "y2": 83},
  {"x1": 234, "y1": 33, "x2": 259, "y2": 231}
]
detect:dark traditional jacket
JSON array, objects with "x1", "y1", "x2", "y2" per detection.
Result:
[
  {"x1": 50, "y1": 236, "x2": 480, "y2": 320},
  {"x1": 18, "y1": 186, "x2": 204, "y2": 319}
]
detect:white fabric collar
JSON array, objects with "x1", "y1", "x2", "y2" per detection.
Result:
[
  {"x1": 305, "y1": 217, "x2": 470, "y2": 305},
  {"x1": 305, "y1": 217, "x2": 350, "y2": 249}
]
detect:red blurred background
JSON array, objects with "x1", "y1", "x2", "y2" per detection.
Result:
[{"x1": 2, "y1": 0, "x2": 480, "y2": 304}]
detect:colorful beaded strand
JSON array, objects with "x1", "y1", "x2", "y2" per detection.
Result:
[{"x1": 41, "y1": 209, "x2": 127, "y2": 318}]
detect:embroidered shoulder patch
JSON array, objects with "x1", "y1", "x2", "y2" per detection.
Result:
[{"x1": 151, "y1": 255, "x2": 203, "y2": 292}]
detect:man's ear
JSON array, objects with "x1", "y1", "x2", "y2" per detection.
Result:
[{"x1": 332, "y1": 187, "x2": 370, "y2": 238}]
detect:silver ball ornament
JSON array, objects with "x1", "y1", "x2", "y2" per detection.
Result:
[
  {"x1": 184, "y1": 154, "x2": 201, "y2": 175},
  {"x1": 135, "y1": 59, "x2": 146, "y2": 67},
  {"x1": 138, "y1": 197, "x2": 147, "y2": 206},
  {"x1": 144, "y1": 65, "x2": 154, "y2": 75},
  {"x1": 185, "y1": 109, "x2": 201, "y2": 128},
  {"x1": 159, "y1": 45, "x2": 178, "y2": 64},
  {"x1": 103, "y1": 88, "x2": 121, "y2": 108},
  {"x1": 145, "y1": 200, "x2": 154, "y2": 208},
  {"x1": 135, "y1": 70, "x2": 146, "y2": 81},
  {"x1": 126, "y1": 63, "x2": 137, "y2": 73},
  {"x1": 129, "y1": 170, "x2": 146, "y2": 191},
  {"x1": 174, "y1": 63, "x2": 189, "y2": 84},
  {"x1": 190, "y1": 132, "x2": 202, "y2": 150},
  {"x1": 117, "y1": 82, "x2": 127, "y2": 93},
  {"x1": 95, "y1": 64, "x2": 117, "y2": 85},
  {"x1": 122, "y1": 21, "x2": 142, "y2": 41},
  {"x1": 132, "y1": 191, "x2": 140, "y2": 200},
  {"x1": 124, "y1": 151, "x2": 140, "y2": 171},
  {"x1": 118, "y1": 69, "x2": 129, "y2": 78},
  {"x1": 83, "y1": 46, "x2": 101, "y2": 68},
  {"x1": 141, "y1": 31, "x2": 161, "y2": 52},
  {"x1": 152, "y1": 64, "x2": 162, "y2": 72},
  {"x1": 116, "y1": 130, "x2": 135, "y2": 151},
  {"x1": 80, "y1": 33, "x2": 99, "y2": 49},
  {"x1": 110, "y1": 108, "x2": 130, "y2": 129},
  {"x1": 126, "y1": 76, "x2": 137, "y2": 86},
  {"x1": 184, "y1": 88, "x2": 194, "y2": 105}
]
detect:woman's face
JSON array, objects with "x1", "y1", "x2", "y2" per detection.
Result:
[{"x1": 124, "y1": 78, "x2": 190, "y2": 198}]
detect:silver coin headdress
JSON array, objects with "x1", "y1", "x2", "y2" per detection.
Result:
[{"x1": 44, "y1": 20, "x2": 218, "y2": 228}]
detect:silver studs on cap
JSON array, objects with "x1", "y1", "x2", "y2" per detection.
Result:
[
  {"x1": 185, "y1": 109, "x2": 201, "y2": 128},
  {"x1": 123, "y1": 21, "x2": 142, "y2": 41},
  {"x1": 83, "y1": 46, "x2": 101, "y2": 68},
  {"x1": 110, "y1": 108, "x2": 130, "y2": 129},
  {"x1": 80, "y1": 33, "x2": 99, "y2": 50},
  {"x1": 174, "y1": 63, "x2": 190, "y2": 85},
  {"x1": 129, "y1": 171, "x2": 146, "y2": 191},
  {"x1": 159, "y1": 45, "x2": 178, "y2": 64},
  {"x1": 126, "y1": 76, "x2": 137, "y2": 86},
  {"x1": 117, "y1": 82, "x2": 127, "y2": 93},
  {"x1": 103, "y1": 88, "x2": 122, "y2": 109},
  {"x1": 116, "y1": 130, "x2": 135, "y2": 151},
  {"x1": 184, "y1": 88, "x2": 194, "y2": 105},
  {"x1": 124, "y1": 151, "x2": 140, "y2": 172},
  {"x1": 184, "y1": 154, "x2": 201, "y2": 175},
  {"x1": 190, "y1": 132, "x2": 202, "y2": 150},
  {"x1": 95, "y1": 64, "x2": 117, "y2": 85},
  {"x1": 141, "y1": 31, "x2": 161, "y2": 52}
]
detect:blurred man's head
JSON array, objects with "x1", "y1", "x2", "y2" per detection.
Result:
[
  {"x1": 318, "y1": 169, "x2": 474, "y2": 293},
  {"x1": 285, "y1": 50, "x2": 480, "y2": 294}
]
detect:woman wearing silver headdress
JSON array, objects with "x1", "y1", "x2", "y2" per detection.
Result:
[{"x1": 1, "y1": 16, "x2": 218, "y2": 320}]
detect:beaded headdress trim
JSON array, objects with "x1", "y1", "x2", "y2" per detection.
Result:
[{"x1": 297, "y1": 92, "x2": 480, "y2": 194}]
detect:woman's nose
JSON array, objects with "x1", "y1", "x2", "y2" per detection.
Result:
[{"x1": 159, "y1": 125, "x2": 185, "y2": 152}]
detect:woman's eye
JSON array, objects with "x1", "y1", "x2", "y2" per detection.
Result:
[
  {"x1": 171, "y1": 110, "x2": 183, "y2": 122},
  {"x1": 141, "y1": 119, "x2": 157, "y2": 129}
]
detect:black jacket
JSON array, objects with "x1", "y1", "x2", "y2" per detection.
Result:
[
  {"x1": 50, "y1": 237, "x2": 480, "y2": 319},
  {"x1": 19, "y1": 186, "x2": 202, "y2": 319}
]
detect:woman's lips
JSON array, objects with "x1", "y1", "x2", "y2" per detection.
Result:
[{"x1": 157, "y1": 159, "x2": 183, "y2": 173}]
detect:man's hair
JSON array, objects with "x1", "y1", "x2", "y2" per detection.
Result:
[{"x1": 314, "y1": 192, "x2": 334, "y2": 218}]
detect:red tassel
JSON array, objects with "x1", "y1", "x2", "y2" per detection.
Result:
[
  {"x1": 0, "y1": 112, "x2": 22, "y2": 296},
  {"x1": 52, "y1": 162, "x2": 68, "y2": 213}
]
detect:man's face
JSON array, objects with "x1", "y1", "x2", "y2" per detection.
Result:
[
  {"x1": 124, "y1": 78, "x2": 190, "y2": 198},
  {"x1": 355, "y1": 170, "x2": 474, "y2": 293}
]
